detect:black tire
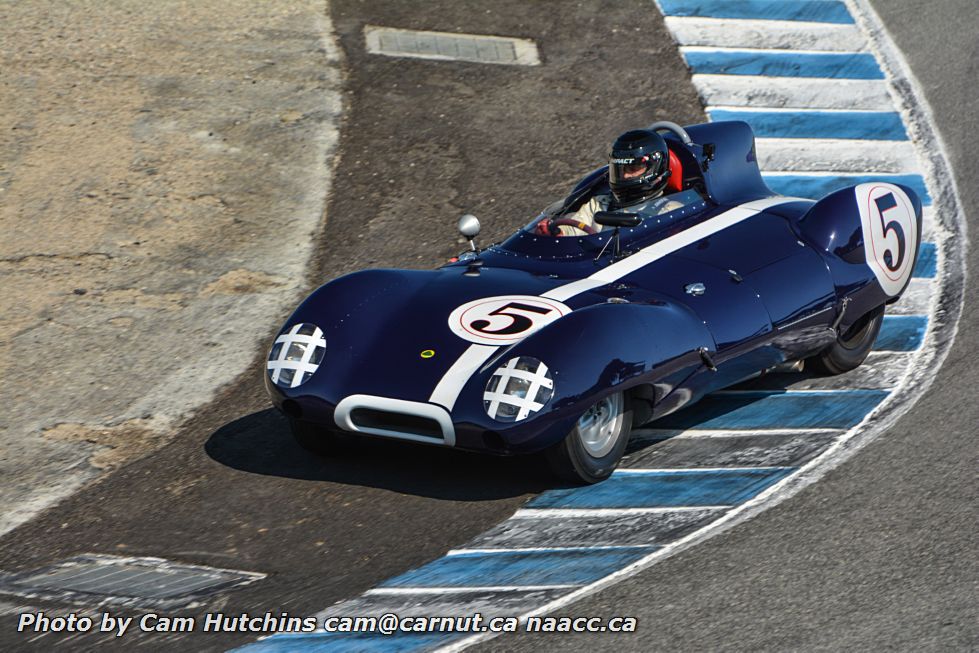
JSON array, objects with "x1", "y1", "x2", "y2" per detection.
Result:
[
  {"x1": 288, "y1": 417, "x2": 353, "y2": 456},
  {"x1": 809, "y1": 305, "x2": 885, "y2": 375},
  {"x1": 545, "y1": 392, "x2": 632, "y2": 484}
]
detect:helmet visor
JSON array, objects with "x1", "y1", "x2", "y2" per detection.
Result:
[{"x1": 609, "y1": 152, "x2": 660, "y2": 184}]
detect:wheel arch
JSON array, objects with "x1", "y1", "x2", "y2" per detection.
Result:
[{"x1": 465, "y1": 299, "x2": 712, "y2": 450}]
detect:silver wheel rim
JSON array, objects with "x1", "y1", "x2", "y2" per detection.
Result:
[{"x1": 576, "y1": 392, "x2": 624, "y2": 458}]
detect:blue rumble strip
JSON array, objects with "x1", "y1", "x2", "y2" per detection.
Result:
[
  {"x1": 528, "y1": 468, "x2": 795, "y2": 509},
  {"x1": 763, "y1": 173, "x2": 931, "y2": 205},
  {"x1": 237, "y1": 632, "x2": 460, "y2": 653},
  {"x1": 380, "y1": 547, "x2": 654, "y2": 588},
  {"x1": 708, "y1": 109, "x2": 907, "y2": 141},
  {"x1": 657, "y1": 0, "x2": 854, "y2": 24},
  {"x1": 653, "y1": 390, "x2": 888, "y2": 430},
  {"x1": 684, "y1": 51, "x2": 883, "y2": 80},
  {"x1": 876, "y1": 315, "x2": 927, "y2": 351},
  {"x1": 914, "y1": 242, "x2": 937, "y2": 278}
]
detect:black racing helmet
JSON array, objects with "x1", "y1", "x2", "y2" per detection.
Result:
[{"x1": 608, "y1": 129, "x2": 671, "y2": 206}]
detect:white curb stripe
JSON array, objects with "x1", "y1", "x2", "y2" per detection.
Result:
[
  {"x1": 664, "y1": 16, "x2": 867, "y2": 52},
  {"x1": 513, "y1": 506, "x2": 730, "y2": 518},
  {"x1": 692, "y1": 75, "x2": 892, "y2": 110},
  {"x1": 707, "y1": 104, "x2": 898, "y2": 114},
  {"x1": 611, "y1": 466, "x2": 792, "y2": 473},
  {"x1": 760, "y1": 169, "x2": 912, "y2": 177},
  {"x1": 446, "y1": 546, "x2": 653, "y2": 555},
  {"x1": 921, "y1": 206, "x2": 938, "y2": 241},
  {"x1": 680, "y1": 44, "x2": 868, "y2": 57},
  {"x1": 631, "y1": 428, "x2": 840, "y2": 440},
  {"x1": 755, "y1": 138, "x2": 917, "y2": 173},
  {"x1": 708, "y1": 388, "x2": 876, "y2": 396},
  {"x1": 890, "y1": 278, "x2": 934, "y2": 315}
]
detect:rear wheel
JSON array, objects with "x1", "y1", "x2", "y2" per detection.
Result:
[
  {"x1": 809, "y1": 305, "x2": 885, "y2": 375},
  {"x1": 288, "y1": 417, "x2": 353, "y2": 456},
  {"x1": 545, "y1": 391, "x2": 632, "y2": 484}
]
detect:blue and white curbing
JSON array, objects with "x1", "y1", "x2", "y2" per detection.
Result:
[{"x1": 236, "y1": 1, "x2": 965, "y2": 651}]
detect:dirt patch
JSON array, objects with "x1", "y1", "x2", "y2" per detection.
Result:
[
  {"x1": 42, "y1": 420, "x2": 160, "y2": 471},
  {"x1": 201, "y1": 269, "x2": 285, "y2": 296},
  {"x1": 96, "y1": 288, "x2": 187, "y2": 310}
]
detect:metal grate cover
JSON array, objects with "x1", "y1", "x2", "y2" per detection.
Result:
[
  {"x1": 0, "y1": 554, "x2": 264, "y2": 609},
  {"x1": 364, "y1": 26, "x2": 540, "y2": 66}
]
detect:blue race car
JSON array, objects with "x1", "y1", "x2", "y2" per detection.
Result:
[{"x1": 265, "y1": 120, "x2": 921, "y2": 484}]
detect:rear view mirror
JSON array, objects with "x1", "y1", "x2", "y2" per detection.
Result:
[
  {"x1": 457, "y1": 214, "x2": 481, "y2": 239},
  {"x1": 594, "y1": 211, "x2": 641, "y2": 228},
  {"x1": 457, "y1": 213, "x2": 481, "y2": 253}
]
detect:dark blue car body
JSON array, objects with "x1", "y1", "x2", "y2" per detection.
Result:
[{"x1": 265, "y1": 121, "x2": 922, "y2": 458}]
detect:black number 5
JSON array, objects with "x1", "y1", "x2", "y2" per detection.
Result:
[
  {"x1": 875, "y1": 192, "x2": 906, "y2": 272},
  {"x1": 470, "y1": 302, "x2": 553, "y2": 335}
]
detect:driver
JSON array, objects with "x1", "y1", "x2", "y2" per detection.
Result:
[{"x1": 557, "y1": 129, "x2": 683, "y2": 236}]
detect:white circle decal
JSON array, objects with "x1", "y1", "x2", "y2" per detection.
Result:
[
  {"x1": 856, "y1": 182, "x2": 918, "y2": 297},
  {"x1": 447, "y1": 295, "x2": 571, "y2": 345}
]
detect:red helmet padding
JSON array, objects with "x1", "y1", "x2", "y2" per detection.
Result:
[{"x1": 666, "y1": 148, "x2": 683, "y2": 193}]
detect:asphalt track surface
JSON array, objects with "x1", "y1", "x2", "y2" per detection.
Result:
[
  {"x1": 0, "y1": 2, "x2": 974, "y2": 653},
  {"x1": 0, "y1": 1, "x2": 705, "y2": 651},
  {"x1": 476, "y1": 1, "x2": 979, "y2": 650}
]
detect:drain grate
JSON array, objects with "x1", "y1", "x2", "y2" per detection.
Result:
[
  {"x1": 364, "y1": 26, "x2": 540, "y2": 66},
  {"x1": 0, "y1": 555, "x2": 265, "y2": 609}
]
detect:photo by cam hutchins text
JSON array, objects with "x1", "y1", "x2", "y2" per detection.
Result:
[
  {"x1": 16, "y1": 612, "x2": 320, "y2": 636},
  {"x1": 17, "y1": 611, "x2": 640, "y2": 636}
]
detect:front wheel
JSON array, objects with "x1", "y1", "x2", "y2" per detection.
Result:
[
  {"x1": 545, "y1": 392, "x2": 632, "y2": 484},
  {"x1": 808, "y1": 305, "x2": 885, "y2": 375}
]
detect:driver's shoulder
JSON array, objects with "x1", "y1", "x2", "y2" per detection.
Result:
[
  {"x1": 646, "y1": 194, "x2": 685, "y2": 214},
  {"x1": 585, "y1": 193, "x2": 611, "y2": 208}
]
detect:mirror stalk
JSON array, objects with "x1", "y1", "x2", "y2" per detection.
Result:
[{"x1": 594, "y1": 226, "x2": 622, "y2": 264}]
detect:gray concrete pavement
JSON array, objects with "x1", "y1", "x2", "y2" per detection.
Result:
[
  {"x1": 477, "y1": 2, "x2": 978, "y2": 651},
  {"x1": 0, "y1": 1, "x2": 343, "y2": 536}
]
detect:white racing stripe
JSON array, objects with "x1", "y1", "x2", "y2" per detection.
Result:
[
  {"x1": 427, "y1": 197, "x2": 794, "y2": 411},
  {"x1": 692, "y1": 75, "x2": 892, "y2": 110},
  {"x1": 542, "y1": 196, "x2": 794, "y2": 301},
  {"x1": 756, "y1": 138, "x2": 918, "y2": 173},
  {"x1": 429, "y1": 344, "x2": 499, "y2": 411},
  {"x1": 664, "y1": 16, "x2": 867, "y2": 52}
]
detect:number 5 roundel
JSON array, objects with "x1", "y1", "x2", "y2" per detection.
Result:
[
  {"x1": 855, "y1": 182, "x2": 919, "y2": 297},
  {"x1": 448, "y1": 295, "x2": 571, "y2": 345}
]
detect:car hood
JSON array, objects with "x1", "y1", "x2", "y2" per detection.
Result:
[{"x1": 281, "y1": 266, "x2": 600, "y2": 405}]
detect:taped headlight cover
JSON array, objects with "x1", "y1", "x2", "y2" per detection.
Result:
[
  {"x1": 267, "y1": 323, "x2": 326, "y2": 388},
  {"x1": 483, "y1": 356, "x2": 554, "y2": 422}
]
